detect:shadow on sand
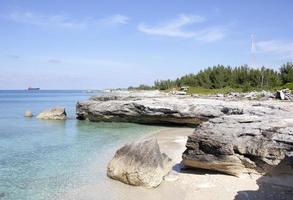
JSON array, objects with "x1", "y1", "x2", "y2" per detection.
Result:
[
  {"x1": 172, "y1": 162, "x2": 228, "y2": 175},
  {"x1": 234, "y1": 155, "x2": 293, "y2": 200}
]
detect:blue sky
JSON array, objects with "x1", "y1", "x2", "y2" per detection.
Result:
[{"x1": 0, "y1": 0, "x2": 293, "y2": 89}]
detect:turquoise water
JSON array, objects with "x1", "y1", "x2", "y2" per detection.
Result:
[{"x1": 0, "y1": 91, "x2": 161, "y2": 200}]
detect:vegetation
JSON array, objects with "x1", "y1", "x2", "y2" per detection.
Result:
[
  {"x1": 128, "y1": 84, "x2": 155, "y2": 90},
  {"x1": 128, "y1": 63, "x2": 293, "y2": 94},
  {"x1": 153, "y1": 63, "x2": 293, "y2": 93},
  {"x1": 280, "y1": 63, "x2": 293, "y2": 84},
  {"x1": 282, "y1": 82, "x2": 293, "y2": 91}
]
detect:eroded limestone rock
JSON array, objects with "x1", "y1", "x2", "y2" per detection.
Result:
[
  {"x1": 37, "y1": 107, "x2": 67, "y2": 120},
  {"x1": 107, "y1": 138, "x2": 172, "y2": 188}
]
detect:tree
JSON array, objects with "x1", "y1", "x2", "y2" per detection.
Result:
[
  {"x1": 152, "y1": 64, "x2": 285, "y2": 91},
  {"x1": 280, "y1": 62, "x2": 293, "y2": 84}
]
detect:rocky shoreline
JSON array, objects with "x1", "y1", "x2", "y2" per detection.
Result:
[{"x1": 76, "y1": 90, "x2": 293, "y2": 198}]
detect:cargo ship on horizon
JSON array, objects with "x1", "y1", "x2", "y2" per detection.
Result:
[{"x1": 27, "y1": 86, "x2": 40, "y2": 90}]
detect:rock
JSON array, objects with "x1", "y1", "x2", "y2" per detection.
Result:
[
  {"x1": 107, "y1": 138, "x2": 172, "y2": 188},
  {"x1": 24, "y1": 111, "x2": 33, "y2": 117},
  {"x1": 216, "y1": 93, "x2": 224, "y2": 98},
  {"x1": 78, "y1": 91, "x2": 293, "y2": 176},
  {"x1": 275, "y1": 89, "x2": 293, "y2": 101},
  {"x1": 182, "y1": 112, "x2": 293, "y2": 176},
  {"x1": 228, "y1": 92, "x2": 242, "y2": 98},
  {"x1": 174, "y1": 91, "x2": 187, "y2": 95},
  {"x1": 276, "y1": 90, "x2": 285, "y2": 100},
  {"x1": 37, "y1": 107, "x2": 67, "y2": 120},
  {"x1": 221, "y1": 107, "x2": 243, "y2": 115},
  {"x1": 76, "y1": 94, "x2": 229, "y2": 126},
  {"x1": 169, "y1": 90, "x2": 187, "y2": 95}
]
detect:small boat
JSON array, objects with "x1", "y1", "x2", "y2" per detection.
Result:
[{"x1": 27, "y1": 86, "x2": 40, "y2": 90}]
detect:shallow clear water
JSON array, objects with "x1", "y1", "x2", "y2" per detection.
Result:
[{"x1": 0, "y1": 90, "x2": 161, "y2": 200}]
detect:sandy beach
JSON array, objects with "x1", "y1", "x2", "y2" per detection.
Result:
[{"x1": 61, "y1": 127, "x2": 267, "y2": 200}]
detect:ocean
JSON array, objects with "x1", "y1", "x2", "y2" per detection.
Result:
[{"x1": 0, "y1": 90, "x2": 162, "y2": 200}]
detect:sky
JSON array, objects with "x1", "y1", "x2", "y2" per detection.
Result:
[{"x1": 0, "y1": 0, "x2": 293, "y2": 89}]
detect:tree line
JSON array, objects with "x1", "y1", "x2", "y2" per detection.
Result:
[{"x1": 153, "y1": 62, "x2": 293, "y2": 91}]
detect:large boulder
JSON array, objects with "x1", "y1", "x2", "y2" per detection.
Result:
[
  {"x1": 182, "y1": 112, "x2": 293, "y2": 176},
  {"x1": 107, "y1": 138, "x2": 172, "y2": 188},
  {"x1": 37, "y1": 107, "x2": 67, "y2": 120}
]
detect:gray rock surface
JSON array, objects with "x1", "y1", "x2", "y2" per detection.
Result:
[
  {"x1": 76, "y1": 94, "x2": 244, "y2": 126},
  {"x1": 210, "y1": 89, "x2": 293, "y2": 101},
  {"x1": 276, "y1": 88, "x2": 293, "y2": 100},
  {"x1": 37, "y1": 107, "x2": 67, "y2": 120},
  {"x1": 107, "y1": 138, "x2": 172, "y2": 188},
  {"x1": 182, "y1": 104, "x2": 293, "y2": 176},
  {"x1": 276, "y1": 90, "x2": 285, "y2": 100}
]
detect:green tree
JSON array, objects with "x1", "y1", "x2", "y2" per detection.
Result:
[{"x1": 280, "y1": 62, "x2": 293, "y2": 84}]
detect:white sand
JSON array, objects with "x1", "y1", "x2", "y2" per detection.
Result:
[{"x1": 60, "y1": 127, "x2": 264, "y2": 200}]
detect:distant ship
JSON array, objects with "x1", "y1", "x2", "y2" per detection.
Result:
[{"x1": 27, "y1": 86, "x2": 40, "y2": 90}]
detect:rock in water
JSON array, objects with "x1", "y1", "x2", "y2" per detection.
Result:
[
  {"x1": 24, "y1": 111, "x2": 33, "y2": 117},
  {"x1": 107, "y1": 138, "x2": 172, "y2": 188},
  {"x1": 37, "y1": 107, "x2": 67, "y2": 120}
]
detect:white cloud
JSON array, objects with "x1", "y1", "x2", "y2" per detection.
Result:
[
  {"x1": 5, "y1": 11, "x2": 129, "y2": 29},
  {"x1": 194, "y1": 28, "x2": 225, "y2": 42},
  {"x1": 65, "y1": 58, "x2": 131, "y2": 68},
  {"x1": 138, "y1": 14, "x2": 225, "y2": 42},
  {"x1": 45, "y1": 57, "x2": 132, "y2": 68},
  {"x1": 100, "y1": 14, "x2": 130, "y2": 25},
  {"x1": 256, "y1": 40, "x2": 293, "y2": 58},
  {"x1": 7, "y1": 12, "x2": 88, "y2": 29}
]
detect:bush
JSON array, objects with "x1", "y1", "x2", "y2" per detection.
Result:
[{"x1": 283, "y1": 82, "x2": 293, "y2": 90}]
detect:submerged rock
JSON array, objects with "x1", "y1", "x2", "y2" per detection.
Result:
[
  {"x1": 37, "y1": 107, "x2": 67, "y2": 120},
  {"x1": 107, "y1": 138, "x2": 172, "y2": 188},
  {"x1": 24, "y1": 111, "x2": 33, "y2": 117}
]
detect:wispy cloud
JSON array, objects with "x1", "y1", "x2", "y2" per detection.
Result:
[
  {"x1": 48, "y1": 58, "x2": 63, "y2": 63},
  {"x1": 138, "y1": 14, "x2": 225, "y2": 42},
  {"x1": 4, "y1": 11, "x2": 129, "y2": 29},
  {"x1": 7, "y1": 55, "x2": 20, "y2": 59},
  {"x1": 64, "y1": 58, "x2": 131, "y2": 68},
  {"x1": 256, "y1": 40, "x2": 293, "y2": 58},
  {"x1": 100, "y1": 14, "x2": 130, "y2": 25},
  {"x1": 44, "y1": 57, "x2": 132, "y2": 68},
  {"x1": 6, "y1": 11, "x2": 88, "y2": 29}
]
